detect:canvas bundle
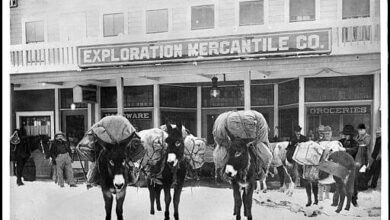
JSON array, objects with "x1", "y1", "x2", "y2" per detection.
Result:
[
  {"x1": 138, "y1": 128, "x2": 167, "y2": 179},
  {"x1": 292, "y1": 141, "x2": 325, "y2": 165},
  {"x1": 303, "y1": 165, "x2": 320, "y2": 182},
  {"x1": 212, "y1": 110, "x2": 270, "y2": 170},
  {"x1": 269, "y1": 142, "x2": 289, "y2": 167},
  {"x1": 249, "y1": 141, "x2": 273, "y2": 175},
  {"x1": 184, "y1": 134, "x2": 207, "y2": 169}
]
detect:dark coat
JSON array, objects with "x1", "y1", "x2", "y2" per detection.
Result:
[
  {"x1": 49, "y1": 140, "x2": 72, "y2": 164},
  {"x1": 371, "y1": 137, "x2": 381, "y2": 160},
  {"x1": 339, "y1": 138, "x2": 359, "y2": 160},
  {"x1": 290, "y1": 134, "x2": 309, "y2": 146}
]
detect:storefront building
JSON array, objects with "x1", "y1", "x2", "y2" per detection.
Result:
[{"x1": 10, "y1": 0, "x2": 381, "y2": 177}]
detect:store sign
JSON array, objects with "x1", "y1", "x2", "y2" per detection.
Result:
[
  {"x1": 308, "y1": 105, "x2": 371, "y2": 115},
  {"x1": 103, "y1": 112, "x2": 152, "y2": 120},
  {"x1": 78, "y1": 29, "x2": 331, "y2": 67}
]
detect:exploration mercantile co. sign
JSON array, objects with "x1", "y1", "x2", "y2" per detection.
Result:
[{"x1": 77, "y1": 29, "x2": 331, "y2": 67}]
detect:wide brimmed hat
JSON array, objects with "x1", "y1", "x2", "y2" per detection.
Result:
[
  {"x1": 293, "y1": 125, "x2": 302, "y2": 132},
  {"x1": 357, "y1": 124, "x2": 366, "y2": 130},
  {"x1": 54, "y1": 132, "x2": 66, "y2": 139},
  {"x1": 342, "y1": 125, "x2": 355, "y2": 135}
]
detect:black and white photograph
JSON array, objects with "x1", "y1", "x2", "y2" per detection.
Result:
[{"x1": 2, "y1": 0, "x2": 388, "y2": 219}]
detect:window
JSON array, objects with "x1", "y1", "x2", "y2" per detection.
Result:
[
  {"x1": 60, "y1": 89, "x2": 87, "y2": 109},
  {"x1": 146, "y1": 9, "x2": 168, "y2": 33},
  {"x1": 25, "y1": 21, "x2": 44, "y2": 44},
  {"x1": 124, "y1": 86, "x2": 153, "y2": 107},
  {"x1": 239, "y1": 0, "x2": 264, "y2": 26},
  {"x1": 191, "y1": 5, "x2": 215, "y2": 30},
  {"x1": 279, "y1": 80, "x2": 299, "y2": 105},
  {"x1": 342, "y1": 25, "x2": 371, "y2": 42},
  {"x1": 202, "y1": 86, "x2": 244, "y2": 107},
  {"x1": 10, "y1": 0, "x2": 18, "y2": 8},
  {"x1": 251, "y1": 84, "x2": 274, "y2": 106},
  {"x1": 342, "y1": 0, "x2": 370, "y2": 19},
  {"x1": 160, "y1": 85, "x2": 196, "y2": 108},
  {"x1": 305, "y1": 75, "x2": 374, "y2": 102},
  {"x1": 103, "y1": 13, "x2": 124, "y2": 37},
  {"x1": 290, "y1": 0, "x2": 315, "y2": 22}
]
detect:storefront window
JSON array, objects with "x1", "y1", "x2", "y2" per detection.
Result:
[
  {"x1": 251, "y1": 84, "x2": 274, "y2": 106},
  {"x1": 101, "y1": 87, "x2": 117, "y2": 108},
  {"x1": 279, "y1": 80, "x2": 299, "y2": 105},
  {"x1": 15, "y1": 89, "x2": 55, "y2": 111},
  {"x1": 101, "y1": 86, "x2": 153, "y2": 108},
  {"x1": 305, "y1": 75, "x2": 373, "y2": 102},
  {"x1": 279, "y1": 108, "x2": 298, "y2": 139},
  {"x1": 60, "y1": 89, "x2": 88, "y2": 109},
  {"x1": 20, "y1": 116, "x2": 51, "y2": 137},
  {"x1": 161, "y1": 111, "x2": 196, "y2": 135},
  {"x1": 160, "y1": 85, "x2": 196, "y2": 108},
  {"x1": 202, "y1": 86, "x2": 244, "y2": 107}
]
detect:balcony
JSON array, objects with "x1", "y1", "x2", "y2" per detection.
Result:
[{"x1": 9, "y1": 21, "x2": 381, "y2": 74}]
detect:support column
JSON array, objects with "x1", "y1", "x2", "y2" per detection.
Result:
[
  {"x1": 95, "y1": 86, "x2": 101, "y2": 123},
  {"x1": 153, "y1": 83, "x2": 160, "y2": 128},
  {"x1": 11, "y1": 83, "x2": 15, "y2": 131},
  {"x1": 244, "y1": 71, "x2": 251, "y2": 110},
  {"x1": 273, "y1": 83, "x2": 279, "y2": 136},
  {"x1": 298, "y1": 76, "x2": 305, "y2": 134},
  {"x1": 88, "y1": 104, "x2": 92, "y2": 128},
  {"x1": 197, "y1": 86, "x2": 202, "y2": 137},
  {"x1": 371, "y1": 72, "x2": 380, "y2": 152},
  {"x1": 116, "y1": 77, "x2": 124, "y2": 115},
  {"x1": 54, "y1": 88, "x2": 60, "y2": 133}
]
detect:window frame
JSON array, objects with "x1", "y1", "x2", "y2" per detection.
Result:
[
  {"x1": 22, "y1": 17, "x2": 47, "y2": 44},
  {"x1": 342, "y1": 0, "x2": 370, "y2": 19},
  {"x1": 99, "y1": 9, "x2": 128, "y2": 38},
  {"x1": 146, "y1": 9, "x2": 169, "y2": 34},
  {"x1": 239, "y1": 0, "x2": 265, "y2": 26},
  {"x1": 103, "y1": 13, "x2": 125, "y2": 37},
  {"x1": 191, "y1": 4, "x2": 216, "y2": 30},
  {"x1": 289, "y1": 0, "x2": 316, "y2": 23}
]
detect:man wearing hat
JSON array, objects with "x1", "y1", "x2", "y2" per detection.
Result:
[
  {"x1": 339, "y1": 125, "x2": 359, "y2": 206},
  {"x1": 355, "y1": 123, "x2": 371, "y2": 169},
  {"x1": 366, "y1": 127, "x2": 381, "y2": 189},
  {"x1": 287, "y1": 125, "x2": 309, "y2": 187},
  {"x1": 49, "y1": 132, "x2": 77, "y2": 187},
  {"x1": 290, "y1": 125, "x2": 309, "y2": 147}
]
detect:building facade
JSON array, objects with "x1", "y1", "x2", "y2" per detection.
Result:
[{"x1": 10, "y1": 0, "x2": 381, "y2": 176}]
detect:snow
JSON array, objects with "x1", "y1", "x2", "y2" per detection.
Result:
[{"x1": 10, "y1": 177, "x2": 381, "y2": 220}]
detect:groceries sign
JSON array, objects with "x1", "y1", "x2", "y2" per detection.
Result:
[
  {"x1": 78, "y1": 29, "x2": 331, "y2": 67},
  {"x1": 308, "y1": 105, "x2": 371, "y2": 115}
]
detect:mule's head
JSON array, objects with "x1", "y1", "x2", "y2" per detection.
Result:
[
  {"x1": 105, "y1": 146, "x2": 128, "y2": 190},
  {"x1": 165, "y1": 122, "x2": 185, "y2": 167},
  {"x1": 225, "y1": 137, "x2": 251, "y2": 178}
]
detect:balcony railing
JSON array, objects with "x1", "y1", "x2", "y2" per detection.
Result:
[{"x1": 9, "y1": 21, "x2": 381, "y2": 74}]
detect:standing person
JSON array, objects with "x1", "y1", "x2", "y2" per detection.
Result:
[
  {"x1": 355, "y1": 124, "x2": 371, "y2": 170},
  {"x1": 366, "y1": 127, "x2": 381, "y2": 189},
  {"x1": 317, "y1": 125, "x2": 333, "y2": 201},
  {"x1": 339, "y1": 125, "x2": 359, "y2": 206},
  {"x1": 50, "y1": 132, "x2": 77, "y2": 188}
]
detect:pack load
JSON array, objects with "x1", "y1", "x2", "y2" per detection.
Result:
[
  {"x1": 302, "y1": 165, "x2": 320, "y2": 182},
  {"x1": 184, "y1": 134, "x2": 206, "y2": 169},
  {"x1": 292, "y1": 141, "x2": 325, "y2": 165},
  {"x1": 212, "y1": 110, "x2": 271, "y2": 173},
  {"x1": 269, "y1": 142, "x2": 289, "y2": 167},
  {"x1": 76, "y1": 115, "x2": 142, "y2": 162},
  {"x1": 138, "y1": 128, "x2": 167, "y2": 183}
]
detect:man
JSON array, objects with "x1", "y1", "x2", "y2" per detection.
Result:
[
  {"x1": 355, "y1": 124, "x2": 371, "y2": 170},
  {"x1": 286, "y1": 125, "x2": 308, "y2": 187},
  {"x1": 366, "y1": 127, "x2": 381, "y2": 189},
  {"x1": 50, "y1": 132, "x2": 77, "y2": 188},
  {"x1": 339, "y1": 125, "x2": 359, "y2": 206}
]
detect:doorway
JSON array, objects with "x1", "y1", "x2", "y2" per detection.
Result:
[{"x1": 61, "y1": 110, "x2": 87, "y2": 146}]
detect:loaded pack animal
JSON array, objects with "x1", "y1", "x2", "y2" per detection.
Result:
[
  {"x1": 318, "y1": 151, "x2": 356, "y2": 213},
  {"x1": 10, "y1": 129, "x2": 50, "y2": 186},
  {"x1": 147, "y1": 122, "x2": 187, "y2": 220},
  {"x1": 224, "y1": 129, "x2": 261, "y2": 220},
  {"x1": 76, "y1": 115, "x2": 145, "y2": 220}
]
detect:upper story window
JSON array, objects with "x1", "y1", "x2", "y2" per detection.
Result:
[
  {"x1": 342, "y1": 0, "x2": 370, "y2": 19},
  {"x1": 103, "y1": 13, "x2": 124, "y2": 37},
  {"x1": 25, "y1": 21, "x2": 44, "y2": 44},
  {"x1": 191, "y1": 5, "x2": 215, "y2": 30},
  {"x1": 146, "y1": 9, "x2": 168, "y2": 33},
  {"x1": 290, "y1": 0, "x2": 315, "y2": 22},
  {"x1": 239, "y1": 0, "x2": 264, "y2": 26}
]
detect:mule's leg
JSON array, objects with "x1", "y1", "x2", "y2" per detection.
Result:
[
  {"x1": 102, "y1": 191, "x2": 113, "y2": 220},
  {"x1": 335, "y1": 182, "x2": 346, "y2": 213},
  {"x1": 156, "y1": 184, "x2": 163, "y2": 211},
  {"x1": 148, "y1": 182, "x2": 156, "y2": 215},
  {"x1": 173, "y1": 184, "x2": 183, "y2": 220},
  {"x1": 116, "y1": 189, "x2": 126, "y2": 220},
  {"x1": 163, "y1": 184, "x2": 172, "y2": 220},
  {"x1": 312, "y1": 182, "x2": 319, "y2": 205},
  {"x1": 232, "y1": 182, "x2": 242, "y2": 220},
  {"x1": 244, "y1": 185, "x2": 254, "y2": 220},
  {"x1": 242, "y1": 189, "x2": 247, "y2": 217},
  {"x1": 332, "y1": 188, "x2": 340, "y2": 206},
  {"x1": 305, "y1": 182, "x2": 312, "y2": 207},
  {"x1": 344, "y1": 188, "x2": 352, "y2": 211}
]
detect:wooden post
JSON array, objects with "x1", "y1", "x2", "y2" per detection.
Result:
[
  {"x1": 153, "y1": 83, "x2": 160, "y2": 128},
  {"x1": 197, "y1": 86, "x2": 202, "y2": 137},
  {"x1": 273, "y1": 83, "x2": 279, "y2": 137},
  {"x1": 116, "y1": 77, "x2": 124, "y2": 115},
  {"x1": 371, "y1": 72, "x2": 380, "y2": 153},
  {"x1": 298, "y1": 76, "x2": 305, "y2": 134},
  {"x1": 95, "y1": 86, "x2": 101, "y2": 123},
  {"x1": 55, "y1": 88, "x2": 60, "y2": 134},
  {"x1": 244, "y1": 71, "x2": 251, "y2": 110}
]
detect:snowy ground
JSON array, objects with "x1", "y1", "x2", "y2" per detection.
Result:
[{"x1": 10, "y1": 177, "x2": 381, "y2": 220}]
